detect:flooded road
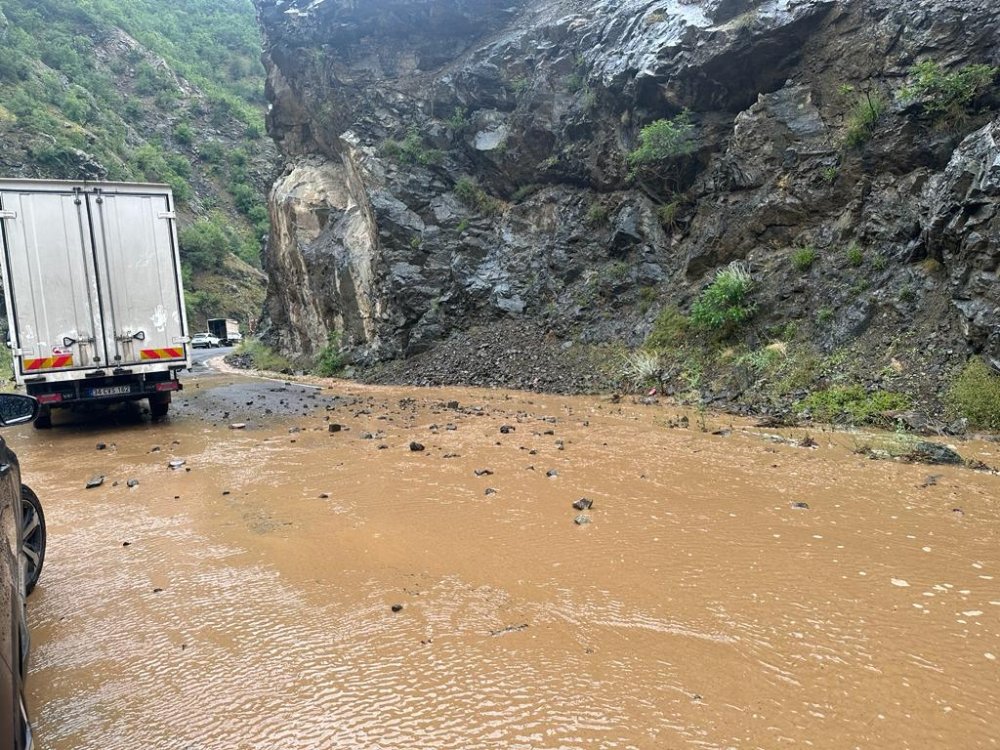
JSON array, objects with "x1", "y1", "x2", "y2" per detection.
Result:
[{"x1": 10, "y1": 365, "x2": 1000, "y2": 749}]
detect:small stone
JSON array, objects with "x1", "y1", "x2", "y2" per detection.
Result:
[
  {"x1": 546, "y1": 469, "x2": 558, "y2": 478},
  {"x1": 474, "y1": 468, "x2": 494, "y2": 476},
  {"x1": 447, "y1": 400, "x2": 460, "y2": 409},
  {"x1": 791, "y1": 501, "x2": 810, "y2": 510},
  {"x1": 574, "y1": 514, "x2": 591, "y2": 525},
  {"x1": 361, "y1": 432, "x2": 373, "y2": 439},
  {"x1": 799, "y1": 435, "x2": 818, "y2": 448},
  {"x1": 319, "y1": 492, "x2": 330, "y2": 499},
  {"x1": 96, "y1": 442, "x2": 107, "y2": 450},
  {"x1": 572, "y1": 498, "x2": 593, "y2": 511},
  {"x1": 122, "y1": 541, "x2": 131, "y2": 547},
  {"x1": 86, "y1": 475, "x2": 105, "y2": 489},
  {"x1": 391, "y1": 603, "x2": 404, "y2": 613},
  {"x1": 150, "y1": 446, "x2": 161, "y2": 453},
  {"x1": 222, "y1": 491, "x2": 231, "y2": 496},
  {"x1": 168, "y1": 459, "x2": 185, "y2": 470},
  {"x1": 555, "y1": 440, "x2": 565, "y2": 450},
  {"x1": 329, "y1": 423, "x2": 343, "y2": 433},
  {"x1": 152, "y1": 587, "x2": 163, "y2": 594},
  {"x1": 500, "y1": 425, "x2": 515, "y2": 434},
  {"x1": 485, "y1": 488, "x2": 498, "y2": 496},
  {"x1": 127, "y1": 479, "x2": 139, "y2": 488},
  {"x1": 230, "y1": 423, "x2": 247, "y2": 430},
  {"x1": 409, "y1": 442, "x2": 425, "y2": 452}
]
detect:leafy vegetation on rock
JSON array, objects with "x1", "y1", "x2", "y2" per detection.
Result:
[
  {"x1": 454, "y1": 177, "x2": 501, "y2": 215},
  {"x1": 690, "y1": 263, "x2": 756, "y2": 334},
  {"x1": 948, "y1": 358, "x2": 1000, "y2": 431},
  {"x1": 628, "y1": 111, "x2": 696, "y2": 169},
  {"x1": 843, "y1": 92, "x2": 887, "y2": 148},
  {"x1": 900, "y1": 60, "x2": 998, "y2": 128},
  {"x1": 313, "y1": 332, "x2": 345, "y2": 377}
]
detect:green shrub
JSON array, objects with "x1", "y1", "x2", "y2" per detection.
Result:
[
  {"x1": 799, "y1": 386, "x2": 910, "y2": 425},
  {"x1": 690, "y1": 263, "x2": 755, "y2": 334},
  {"x1": 948, "y1": 358, "x2": 1000, "y2": 431},
  {"x1": 844, "y1": 92, "x2": 887, "y2": 148},
  {"x1": 872, "y1": 252, "x2": 888, "y2": 271},
  {"x1": 900, "y1": 60, "x2": 998, "y2": 126},
  {"x1": 644, "y1": 306, "x2": 688, "y2": 350},
  {"x1": 313, "y1": 332, "x2": 345, "y2": 377},
  {"x1": 628, "y1": 111, "x2": 696, "y2": 168},
  {"x1": 791, "y1": 246, "x2": 818, "y2": 271}
]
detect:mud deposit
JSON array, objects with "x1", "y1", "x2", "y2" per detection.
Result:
[{"x1": 10, "y1": 372, "x2": 1000, "y2": 749}]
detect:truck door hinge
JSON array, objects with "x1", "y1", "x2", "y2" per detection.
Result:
[
  {"x1": 158, "y1": 212, "x2": 176, "y2": 220},
  {"x1": 0, "y1": 210, "x2": 16, "y2": 220}
]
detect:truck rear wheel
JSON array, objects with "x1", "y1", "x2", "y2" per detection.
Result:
[
  {"x1": 150, "y1": 393, "x2": 170, "y2": 420},
  {"x1": 32, "y1": 406, "x2": 52, "y2": 429}
]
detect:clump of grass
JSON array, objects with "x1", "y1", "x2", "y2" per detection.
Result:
[
  {"x1": 948, "y1": 358, "x2": 1000, "y2": 431},
  {"x1": 382, "y1": 127, "x2": 443, "y2": 166},
  {"x1": 234, "y1": 339, "x2": 293, "y2": 373},
  {"x1": 791, "y1": 246, "x2": 818, "y2": 272},
  {"x1": 585, "y1": 202, "x2": 610, "y2": 227},
  {"x1": 736, "y1": 342, "x2": 787, "y2": 373},
  {"x1": 644, "y1": 307, "x2": 688, "y2": 351},
  {"x1": 454, "y1": 177, "x2": 501, "y2": 215},
  {"x1": 620, "y1": 349, "x2": 661, "y2": 388},
  {"x1": 845, "y1": 243, "x2": 864, "y2": 267},
  {"x1": 872, "y1": 252, "x2": 888, "y2": 271},
  {"x1": 798, "y1": 386, "x2": 910, "y2": 426},
  {"x1": 690, "y1": 262, "x2": 755, "y2": 334},
  {"x1": 844, "y1": 92, "x2": 887, "y2": 148},
  {"x1": 657, "y1": 200, "x2": 681, "y2": 230}
]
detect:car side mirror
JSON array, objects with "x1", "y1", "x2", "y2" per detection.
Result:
[{"x1": 0, "y1": 394, "x2": 40, "y2": 427}]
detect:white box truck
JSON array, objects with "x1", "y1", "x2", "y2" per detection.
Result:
[{"x1": 0, "y1": 179, "x2": 191, "y2": 427}]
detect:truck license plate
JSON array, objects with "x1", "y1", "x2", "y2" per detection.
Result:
[{"x1": 90, "y1": 385, "x2": 134, "y2": 397}]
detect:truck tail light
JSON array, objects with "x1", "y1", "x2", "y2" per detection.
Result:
[
  {"x1": 155, "y1": 381, "x2": 180, "y2": 392},
  {"x1": 36, "y1": 393, "x2": 63, "y2": 404}
]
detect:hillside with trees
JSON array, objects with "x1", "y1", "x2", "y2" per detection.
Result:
[{"x1": 0, "y1": 0, "x2": 273, "y2": 330}]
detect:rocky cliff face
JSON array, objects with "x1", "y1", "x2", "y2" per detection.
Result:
[{"x1": 255, "y1": 0, "x2": 999, "y2": 406}]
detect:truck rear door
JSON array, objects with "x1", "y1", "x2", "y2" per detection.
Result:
[
  {"x1": 0, "y1": 183, "x2": 104, "y2": 376},
  {"x1": 86, "y1": 185, "x2": 188, "y2": 368}
]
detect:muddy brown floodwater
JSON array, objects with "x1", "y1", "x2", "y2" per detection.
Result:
[{"x1": 8, "y1": 370, "x2": 1000, "y2": 749}]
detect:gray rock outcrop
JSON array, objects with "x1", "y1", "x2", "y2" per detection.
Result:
[{"x1": 254, "y1": 0, "x2": 1000, "y2": 402}]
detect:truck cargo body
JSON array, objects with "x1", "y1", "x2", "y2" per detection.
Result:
[
  {"x1": 0, "y1": 179, "x2": 191, "y2": 425},
  {"x1": 207, "y1": 318, "x2": 241, "y2": 345}
]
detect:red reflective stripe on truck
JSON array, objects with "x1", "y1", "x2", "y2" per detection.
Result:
[
  {"x1": 23, "y1": 355, "x2": 73, "y2": 371},
  {"x1": 140, "y1": 348, "x2": 184, "y2": 360}
]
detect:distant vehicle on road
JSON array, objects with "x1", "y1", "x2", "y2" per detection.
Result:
[
  {"x1": 0, "y1": 392, "x2": 47, "y2": 749},
  {"x1": 0, "y1": 179, "x2": 192, "y2": 427},
  {"x1": 207, "y1": 318, "x2": 242, "y2": 346},
  {"x1": 190, "y1": 332, "x2": 222, "y2": 349}
]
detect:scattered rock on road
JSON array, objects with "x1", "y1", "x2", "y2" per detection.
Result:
[
  {"x1": 86, "y1": 475, "x2": 105, "y2": 489},
  {"x1": 572, "y1": 498, "x2": 593, "y2": 511},
  {"x1": 574, "y1": 514, "x2": 591, "y2": 525},
  {"x1": 409, "y1": 441, "x2": 425, "y2": 452}
]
